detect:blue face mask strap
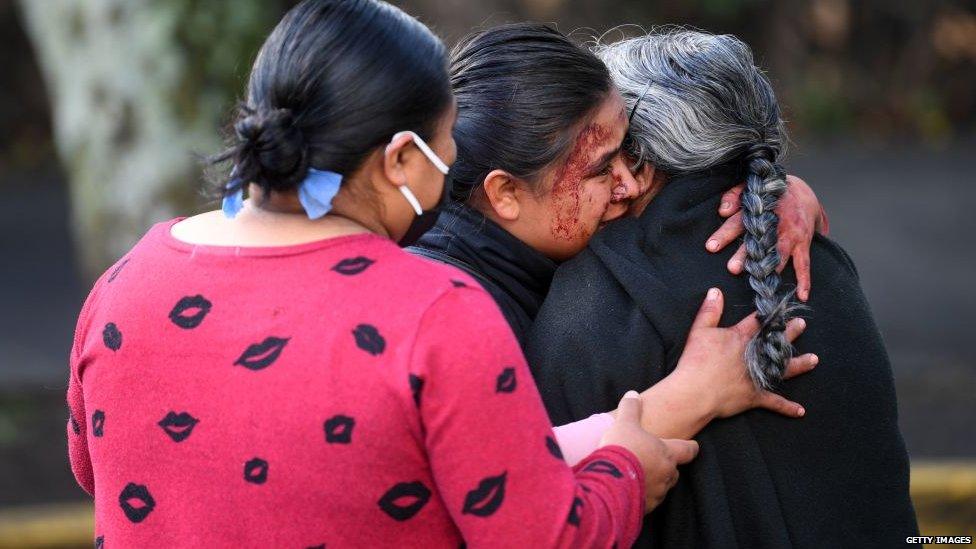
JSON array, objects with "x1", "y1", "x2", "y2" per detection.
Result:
[{"x1": 298, "y1": 168, "x2": 343, "y2": 219}]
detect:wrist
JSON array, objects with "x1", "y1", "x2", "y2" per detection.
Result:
[
  {"x1": 668, "y1": 368, "x2": 719, "y2": 424},
  {"x1": 639, "y1": 370, "x2": 716, "y2": 439}
]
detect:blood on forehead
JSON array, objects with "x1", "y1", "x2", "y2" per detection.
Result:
[{"x1": 549, "y1": 122, "x2": 613, "y2": 240}]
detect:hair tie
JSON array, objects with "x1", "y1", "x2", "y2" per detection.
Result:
[{"x1": 629, "y1": 80, "x2": 653, "y2": 123}]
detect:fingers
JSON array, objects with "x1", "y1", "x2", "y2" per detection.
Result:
[
  {"x1": 706, "y1": 211, "x2": 743, "y2": 252},
  {"x1": 783, "y1": 353, "x2": 819, "y2": 380},
  {"x1": 727, "y1": 244, "x2": 747, "y2": 274},
  {"x1": 732, "y1": 311, "x2": 761, "y2": 338},
  {"x1": 718, "y1": 184, "x2": 744, "y2": 217},
  {"x1": 615, "y1": 390, "x2": 643, "y2": 424},
  {"x1": 663, "y1": 438, "x2": 700, "y2": 465},
  {"x1": 784, "y1": 317, "x2": 807, "y2": 343},
  {"x1": 816, "y1": 206, "x2": 830, "y2": 236},
  {"x1": 757, "y1": 391, "x2": 806, "y2": 418},
  {"x1": 690, "y1": 288, "x2": 725, "y2": 330},
  {"x1": 793, "y1": 245, "x2": 812, "y2": 301},
  {"x1": 776, "y1": 238, "x2": 795, "y2": 272}
]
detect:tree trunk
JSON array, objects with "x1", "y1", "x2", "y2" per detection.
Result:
[{"x1": 17, "y1": 0, "x2": 279, "y2": 279}]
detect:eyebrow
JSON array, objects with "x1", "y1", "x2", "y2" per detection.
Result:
[{"x1": 585, "y1": 144, "x2": 623, "y2": 177}]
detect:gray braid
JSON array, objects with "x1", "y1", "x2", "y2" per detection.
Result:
[
  {"x1": 595, "y1": 29, "x2": 798, "y2": 389},
  {"x1": 742, "y1": 145, "x2": 795, "y2": 389}
]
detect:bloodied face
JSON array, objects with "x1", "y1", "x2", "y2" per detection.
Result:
[{"x1": 515, "y1": 92, "x2": 635, "y2": 261}]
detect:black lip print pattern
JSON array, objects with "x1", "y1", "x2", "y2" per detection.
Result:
[
  {"x1": 332, "y1": 256, "x2": 375, "y2": 276},
  {"x1": 352, "y1": 324, "x2": 385, "y2": 356},
  {"x1": 233, "y1": 337, "x2": 289, "y2": 371},
  {"x1": 168, "y1": 295, "x2": 212, "y2": 329},
  {"x1": 102, "y1": 323, "x2": 122, "y2": 351},
  {"x1": 69, "y1": 412, "x2": 80, "y2": 435},
  {"x1": 119, "y1": 482, "x2": 155, "y2": 523},
  {"x1": 107, "y1": 258, "x2": 129, "y2": 283},
  {"x1": 244, "y1": 457, "x2": 269, "y2": 484},
  {"x1": 582, "y1": 459, "x2": 623, "y2": 478},
  {"x1": 323, "y1": 415, "x2": 355, "y2": 444},
  {"x1": 157, "y1": 411, "x2": 199, "y2": 442},
  {"x1": 450, "y1": 279, "x2": 467, "y2": 288},
  {"x1": 92, "y1": 410, "x2": 105, "y2": 437},
  {"x1": 94, "y1": 535, "x2": 104, "y2": 548},
  {"x1": 306, "y1": 545, "x2": 325, "y2": 549},
  {"x1": 378, "y1": 481, "x2": 431, "y2": 521},
  {"x1": 568, "y1": 497, "x2": 583, "y2": 526},
  {"x1": 546, "y1": 436, "x2": 564, "y2": 461},
  {"x1": 409, "y1": 374, "x2": 423, "y2": 407},
  {"x1": 461, "y1": 472, "x2": 507, "y2": 517},
  {"x1": 495, "y1": 367, "x2": 517, "y2": 393}
]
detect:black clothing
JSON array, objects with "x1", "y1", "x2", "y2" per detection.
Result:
[
  {"x1": 525, "y1": 165, "x2": 919, "y2": 548},
  {"x1": 408, "y1": 204, "x2": 557, "y2": 344}
]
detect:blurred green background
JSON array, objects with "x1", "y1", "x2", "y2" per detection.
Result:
[{"x1": 1, "y1": 0, "x2": 973, "y2": 546}]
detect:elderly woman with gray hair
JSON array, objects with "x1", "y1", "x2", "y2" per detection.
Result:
[{"x1": 526, "y1": 30, "x2": 919, "y2": 548}]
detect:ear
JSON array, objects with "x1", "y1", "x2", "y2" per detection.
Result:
[
  {"x1": 482, "y1": 169, "x2": 521, "y2": 221},
  {"x1": 381, "y1": 133, "x2": 414, "y2": 188}
]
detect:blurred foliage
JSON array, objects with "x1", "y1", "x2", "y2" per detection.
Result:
[
  {"x1": 165, "y1": 0, "x2": 283, "y2": 125},
  {"x1": 1, "y1": 0, "x2": 974, "y2": 277},
  {"x1": 398, "y1": 0, "x2": 976, "y2": 144},
  {"x1": 4, "y1": 0, "x2": 973, "y2": 173},
  {"x1": 13, "y1": 0, "x2": 293, "y2": 277},
  {"x1": 0, "y1": 3, "x2": 52, "y2": 173}
]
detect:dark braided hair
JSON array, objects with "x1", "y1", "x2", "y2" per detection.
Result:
[
  {"x1": 741, "y1": 144, "x2": 795, "y2": 388},
  {"x1": 208, "y1": 0, "x2": 451, "y2": 199},
  {"x1": 597, "y1": 29, "x2": 798, "y2": 389}
]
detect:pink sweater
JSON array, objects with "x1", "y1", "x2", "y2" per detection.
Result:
[{"x1": 67, "y1": 219, "x2": 645, "y2": 547}]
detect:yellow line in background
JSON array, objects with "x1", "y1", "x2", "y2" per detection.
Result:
[
  {"x1": 0, "y1": 503, "x2": 93, "y2": 549},
  {"x1": 0, "y1": 461, "x2": 973, "y2": 548},
  {"x1": 911, "y1": 461, "x2": 976, "y2": 548}
]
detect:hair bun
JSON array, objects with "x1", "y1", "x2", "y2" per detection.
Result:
[{"x1": 234, "y1": 107, "x2": 308, "y2": 190}]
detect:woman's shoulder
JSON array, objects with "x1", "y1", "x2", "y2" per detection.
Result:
[
  {"x1": 391, "y1": 249, "x2": 508, "y2": 326},
  {"x1": 391, "y1": 245, "x2": 484, "y2": 291},
  {"x1": 811, "y1": 233, "x2": 861, "y2": 280}
]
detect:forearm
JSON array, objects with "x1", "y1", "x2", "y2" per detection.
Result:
[{"x1": 637, "y1": 371, "x2": 715, "y2": 440}]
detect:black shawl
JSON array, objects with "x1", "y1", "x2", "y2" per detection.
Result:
[
  {"x1": 408, "y1": 204, "x2": 557, "y2": 344},
  {"x1": 525, "y1": 165, "x2": 919, "y2": 548}
]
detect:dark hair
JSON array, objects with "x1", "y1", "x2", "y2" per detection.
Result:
[
  {"x1": 448, "y1": 23, "x2": 613, "y2": 203},
  {"x1": 210, "y1": 0, "x2": 451, "y2": 197},
  {"x1": 599, "y1": 31, "x2": 796, "y2": 389}
]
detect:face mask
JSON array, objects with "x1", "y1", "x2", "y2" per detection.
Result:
[{"x1": 391, "y1": 130, "x2": 451, "y2": 247}]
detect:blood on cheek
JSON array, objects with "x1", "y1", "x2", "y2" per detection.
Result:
[{"x1": 549, "y1": 123, "x2": 612, "y2": 240}]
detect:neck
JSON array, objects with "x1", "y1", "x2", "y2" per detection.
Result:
[{"x1": 247, "y1": 183, "x2": 390, "y2": 238}]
